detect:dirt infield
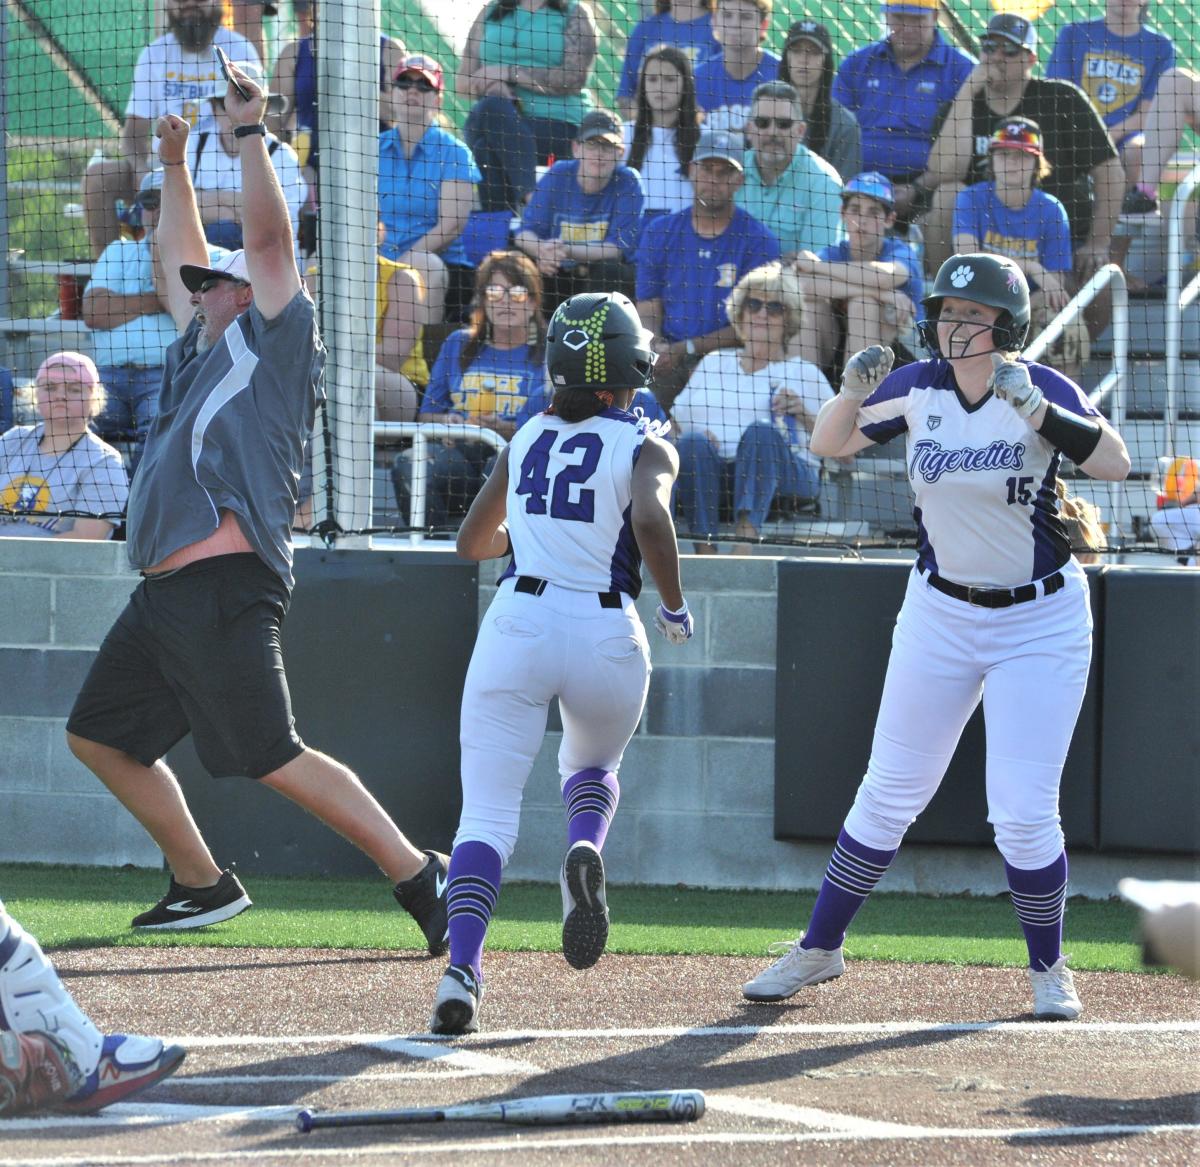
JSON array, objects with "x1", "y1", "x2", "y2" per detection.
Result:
[{"x1": 3, "y1": 947, "x2": 1198, "y2": 1166}]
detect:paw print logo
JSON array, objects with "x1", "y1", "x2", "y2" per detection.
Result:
[{"x1": 950, "y1": 264, "x2": 975, "y2": 289}]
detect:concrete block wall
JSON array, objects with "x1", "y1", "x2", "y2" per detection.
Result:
[
  {"x1": 482, "y1": 555, "x2": 1197, "y2": 900},
  {"x1": 0, "y1": 539, "x2": 161, "y2": 867}
]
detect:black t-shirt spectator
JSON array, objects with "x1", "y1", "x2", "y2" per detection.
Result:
[{"x1": 968, "y1": 79, "x2": 1118, "y2": 244}]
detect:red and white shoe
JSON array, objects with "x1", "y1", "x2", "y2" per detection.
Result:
[{"x1": 55, "y1": 1034, "x2": 186, "y2": 1113}]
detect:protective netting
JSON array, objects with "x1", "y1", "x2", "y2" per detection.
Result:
[{"x1": 0, "y1": 1, "x2": 1197, "y2": 560}]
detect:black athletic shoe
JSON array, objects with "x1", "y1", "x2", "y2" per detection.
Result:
[
  {"x1": 1120, "y1": 188, "x2": 1160, "y2": 218},
  {"x1": 560, "y1": 842, "x2": 609, "y2": 970},
  {"x1": 393, "y1": 851, "x2": 449, "y2": 956},
  {"x1": 132, "y1": 870, "x2": 251, "y2": 930}
]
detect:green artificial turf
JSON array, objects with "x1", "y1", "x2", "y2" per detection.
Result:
[{"x1": 1, "y1": 863, "x2": 1148, "y2": 973}]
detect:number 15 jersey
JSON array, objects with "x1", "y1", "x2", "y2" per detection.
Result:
[
  {"x1": 502, "y1": 408, "x2": 648, "y2": 597},
  {"x1": 856, "y1": 357, "x2": 1103, "y2": 589}
]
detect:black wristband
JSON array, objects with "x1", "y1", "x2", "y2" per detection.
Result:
[
  {"x1": 233, "y1": 123, "x2": 267, "y2": 139},
  {"x1": 1038, "y1": 401, "x2": 1103, "y2": 465}
]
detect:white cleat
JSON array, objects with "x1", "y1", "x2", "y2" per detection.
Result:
[
  {"x1": 1028, "y1": 955, "x2": 1082, "y2": 1020},
  {"x1": 560, "y1": 842, "x2": 609, "y2": 970},
  {"x1": 430, "y1": 964, "x2": 483, "y2": 1035},
  {"x1": 742, "y1": 934, "x2": 845, "y2": 1002}
]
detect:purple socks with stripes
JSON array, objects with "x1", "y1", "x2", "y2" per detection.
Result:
[
  {"x1": 1005, "y1": 851, "x2": 1068, "y2": 970},
  {"x1": 563, "y1": 768, "x2": 619, "y2": 851},
  {"x1": 446, "y1": 840, "x2": 502, "y2": 980},
  {"x1": 802, "y1": 828, "x2": 898, "y2": 952}
]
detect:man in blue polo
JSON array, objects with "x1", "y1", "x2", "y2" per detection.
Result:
[
  {"x1": 833, "y1": 0, "x2": 974, "y2": 221},
  {"x1": 737, "y1": 81, "x2": 844, "y2": 259},
  {"x1": 635, "y1": 127, "x2": 780, "y2": 406}
]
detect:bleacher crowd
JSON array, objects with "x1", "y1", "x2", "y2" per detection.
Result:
[{"x1": 1, "y1": 0, "x2": 1198, "y2": 561}]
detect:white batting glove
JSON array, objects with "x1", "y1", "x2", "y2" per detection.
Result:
[
  {"x1": 988, "y1": 354, "x2": 1043, "y2": 418},
  {"x1": 654, "y1": 600, "x2": 694, "y2": 645},
  {"x1": 840, "y1": 345, "x2": 894, "y2": 401}
]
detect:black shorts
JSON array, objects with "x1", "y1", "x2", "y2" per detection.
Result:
[{"x1": 67, "y1": 553, "x2": 306, "y2": 779}]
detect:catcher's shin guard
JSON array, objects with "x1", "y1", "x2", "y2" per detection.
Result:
[{"x1": 0, "y1": 904, "x2": 103, "y2": 1077}]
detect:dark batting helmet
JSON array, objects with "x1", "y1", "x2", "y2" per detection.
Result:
[
  {"x1": 917, "y1": 253, "x2": 1032, "y2": 356},
  {"x1": 547, "y1": 292, "x2": 656, "y2": 392}
]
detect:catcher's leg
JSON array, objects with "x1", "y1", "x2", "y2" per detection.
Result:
[
  {"x1": 0, "y1": 904, "x2": 102, "y2": 1076},
  {"x1": 0, "y1": 1030, "x2": 83, "y2": 1116}
]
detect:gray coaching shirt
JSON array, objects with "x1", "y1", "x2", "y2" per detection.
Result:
[{"x1": 126, "y1": 289, "x2": 325, "y2": 590}]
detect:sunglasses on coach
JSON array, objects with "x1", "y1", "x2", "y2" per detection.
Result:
[
  {"x1": 393, "y1": 75, "x2": 435, "y2": 93},
  {"x1": 752, "y1": 116, "x2": 795, "y2": 130},
  {"x1": 484, "y1": 284, "x2": 531, "y2": 302},
  {"x1": 743, "y1": 297, "x2": 787, "y2": 317},
  {"x1": 981, "y1": 40, "x2": 1025, "y2": 58}
]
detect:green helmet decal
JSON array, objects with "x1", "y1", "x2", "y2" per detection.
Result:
[{"x1": 554, "y1": 300, "x2": 612, "y2": 384}]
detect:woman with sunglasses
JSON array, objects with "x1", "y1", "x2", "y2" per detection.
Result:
[
  {"x1": 778, "y1": 19, "x2": 861, "y2": 182},
  {"x1": 458, "y1": 0, "x2": 599, "y2": 213},
  {"x1": 623, "y1": 44, "x2": 700, "y2": 218},
  {"x1": 0, "y1": 353, "x2": 129, "y2": 541},
  {"x1": 672, "y1": 262, "x2": 833, "y2": 552},
  {"x1": 393, "y1": 252, "x2": 548, "y2": 529},
  {"x1": 380, "y1": 55, "x2": 481, "y2": 329}
]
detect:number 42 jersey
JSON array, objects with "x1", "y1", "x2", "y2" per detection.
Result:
[
  {"x1": 501, "y1": 407, "x2": 648, "y2": 597},
  {"x1": 856, "y1": 358, "x2": 1104, "y2": 589}
]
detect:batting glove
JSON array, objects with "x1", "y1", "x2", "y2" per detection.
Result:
[
  {"x1": 654, "y1": 600, "x2": 694, "y2": 645},
  {"x1": 989, "y1": 354, "x2": 1043, "y2": 418},
  {"x1": 840, "y1": 345, "x2": 894, "y2": 401}
]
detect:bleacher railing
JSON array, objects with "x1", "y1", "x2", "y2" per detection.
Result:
[
  {"x1": 1025, "y1": 262, "x2": 1129, "y2": 539},
  {"x1": 1165, "y1": 163, "x2": 1200, "y2": 461},
  {"x1": 372, "y1": 421, "x2": 507, "y2": 547}
]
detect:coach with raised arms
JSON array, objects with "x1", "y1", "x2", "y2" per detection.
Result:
[{"x1": 63, "y1": 61, "x2": 449, "y2": 951}]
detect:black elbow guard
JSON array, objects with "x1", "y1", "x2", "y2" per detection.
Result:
[{"x1": 1037, "y1": 401, "x2": 1103, "y2": 465}]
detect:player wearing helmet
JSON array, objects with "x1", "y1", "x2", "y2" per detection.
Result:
[
  {"x1": 742, "y1": 253, "x2": 1129, "y2": 1021},
  {"x1": 429, "y1": 292, "x2": 693, "y2": 1035}
]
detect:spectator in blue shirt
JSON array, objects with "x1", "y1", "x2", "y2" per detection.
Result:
[
  {"x1": 379, "y1": 55, "x2": 481, "y2": 327},
  {"x1": 393, "y1": 251, "x2": 548, "y2": 528},
  {"x1": 737, "y1": 81, "x2": 844, "y2": 259},
  {"x1": 1046, "y1": 0, "x2": 1174, "y2": 190},
  {"x1": 514, "y1": 109, "x2": 645, "y2": 312},
  {"x1": 636, "y1": 127, "x2": 781, "y2": 406},
  {"x1": 791, "y1": 172, "x2": 922, "y2": 375},
  {"x1": 832, "y1": 0, "x2": 974, "y2": 220},
  {"x1": 693, "y1": 0, "x2": 781, "y2": 141},
  {"x1": 778, "y1": 18, "x2": 861, "y2": 182},
  {"x1": 953, "y1": 119, "x2": 1072, "y2": 347},
  {"x1": 617, "y1": 1, "x2": 719, "y2": 119}
]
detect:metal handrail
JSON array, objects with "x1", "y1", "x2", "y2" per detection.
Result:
[
  {"x1": 373, "y1": 421, "x2": 508, "y2": 547},
  {"x1": 1164, "y1": 162, "x2": 1200, "y2": 459},
  {"x1": 1024, "y1": 263, "x2": 1129, "y2": 538}
]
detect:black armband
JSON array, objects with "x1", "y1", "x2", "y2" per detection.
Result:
[
  {"x1": 1037, "y1": 401, "x2": 1103, "y2": 464},
  {"x1": 233, "y1": 123, "x2": 267, "y2": 139}
]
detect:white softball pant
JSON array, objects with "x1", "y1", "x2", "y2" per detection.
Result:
[
  {"x1": 456, "y1": 578, "x2": 652, "y2": 863},
  {"x1": 843, "y1": 560, "x2": 1092, "y2": 870}
]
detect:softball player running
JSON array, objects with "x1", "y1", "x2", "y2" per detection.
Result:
[
  {"x1": 743, "y1": 253, "x2": 1130, "y2": 1019},
  {"x1": 431, "y1": 292, "x2": 694, "y2": 1035}
]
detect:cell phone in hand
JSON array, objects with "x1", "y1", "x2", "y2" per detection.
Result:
[{"x1": 214, "y1": 45, "x2": 252, "y2": 103}]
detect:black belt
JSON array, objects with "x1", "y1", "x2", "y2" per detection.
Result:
[
  {"x1": 515, "y1": 575, "x2": 623, "y2": 609},
  {"x1": 922, "y1": 568, "x2": 1065, "y2": 609}
]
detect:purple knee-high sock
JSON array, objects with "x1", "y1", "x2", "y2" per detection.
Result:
[
  {"x1": 1005, "y1": 851, "x2": 1068, "y2": 970},
  {"x1": 446, "y1": 840, "x2": 502, "y2": 980},
  {"x1": 562, "y1": 769, "x2": 620, "y2": 851},
  {"x1": 802, "y1": 828, "x2": 898, "y2": 951}
]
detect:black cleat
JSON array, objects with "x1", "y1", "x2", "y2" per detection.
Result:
[
  {"x1": 393, "y1": 850, "x2": 449, "y2": 956},
  {"x1": 430, "y1": 963, "x2": 483, "y2": 1035},
  {"x1": 560, "y1": 842, "x2": 609, "y2": 970}
]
